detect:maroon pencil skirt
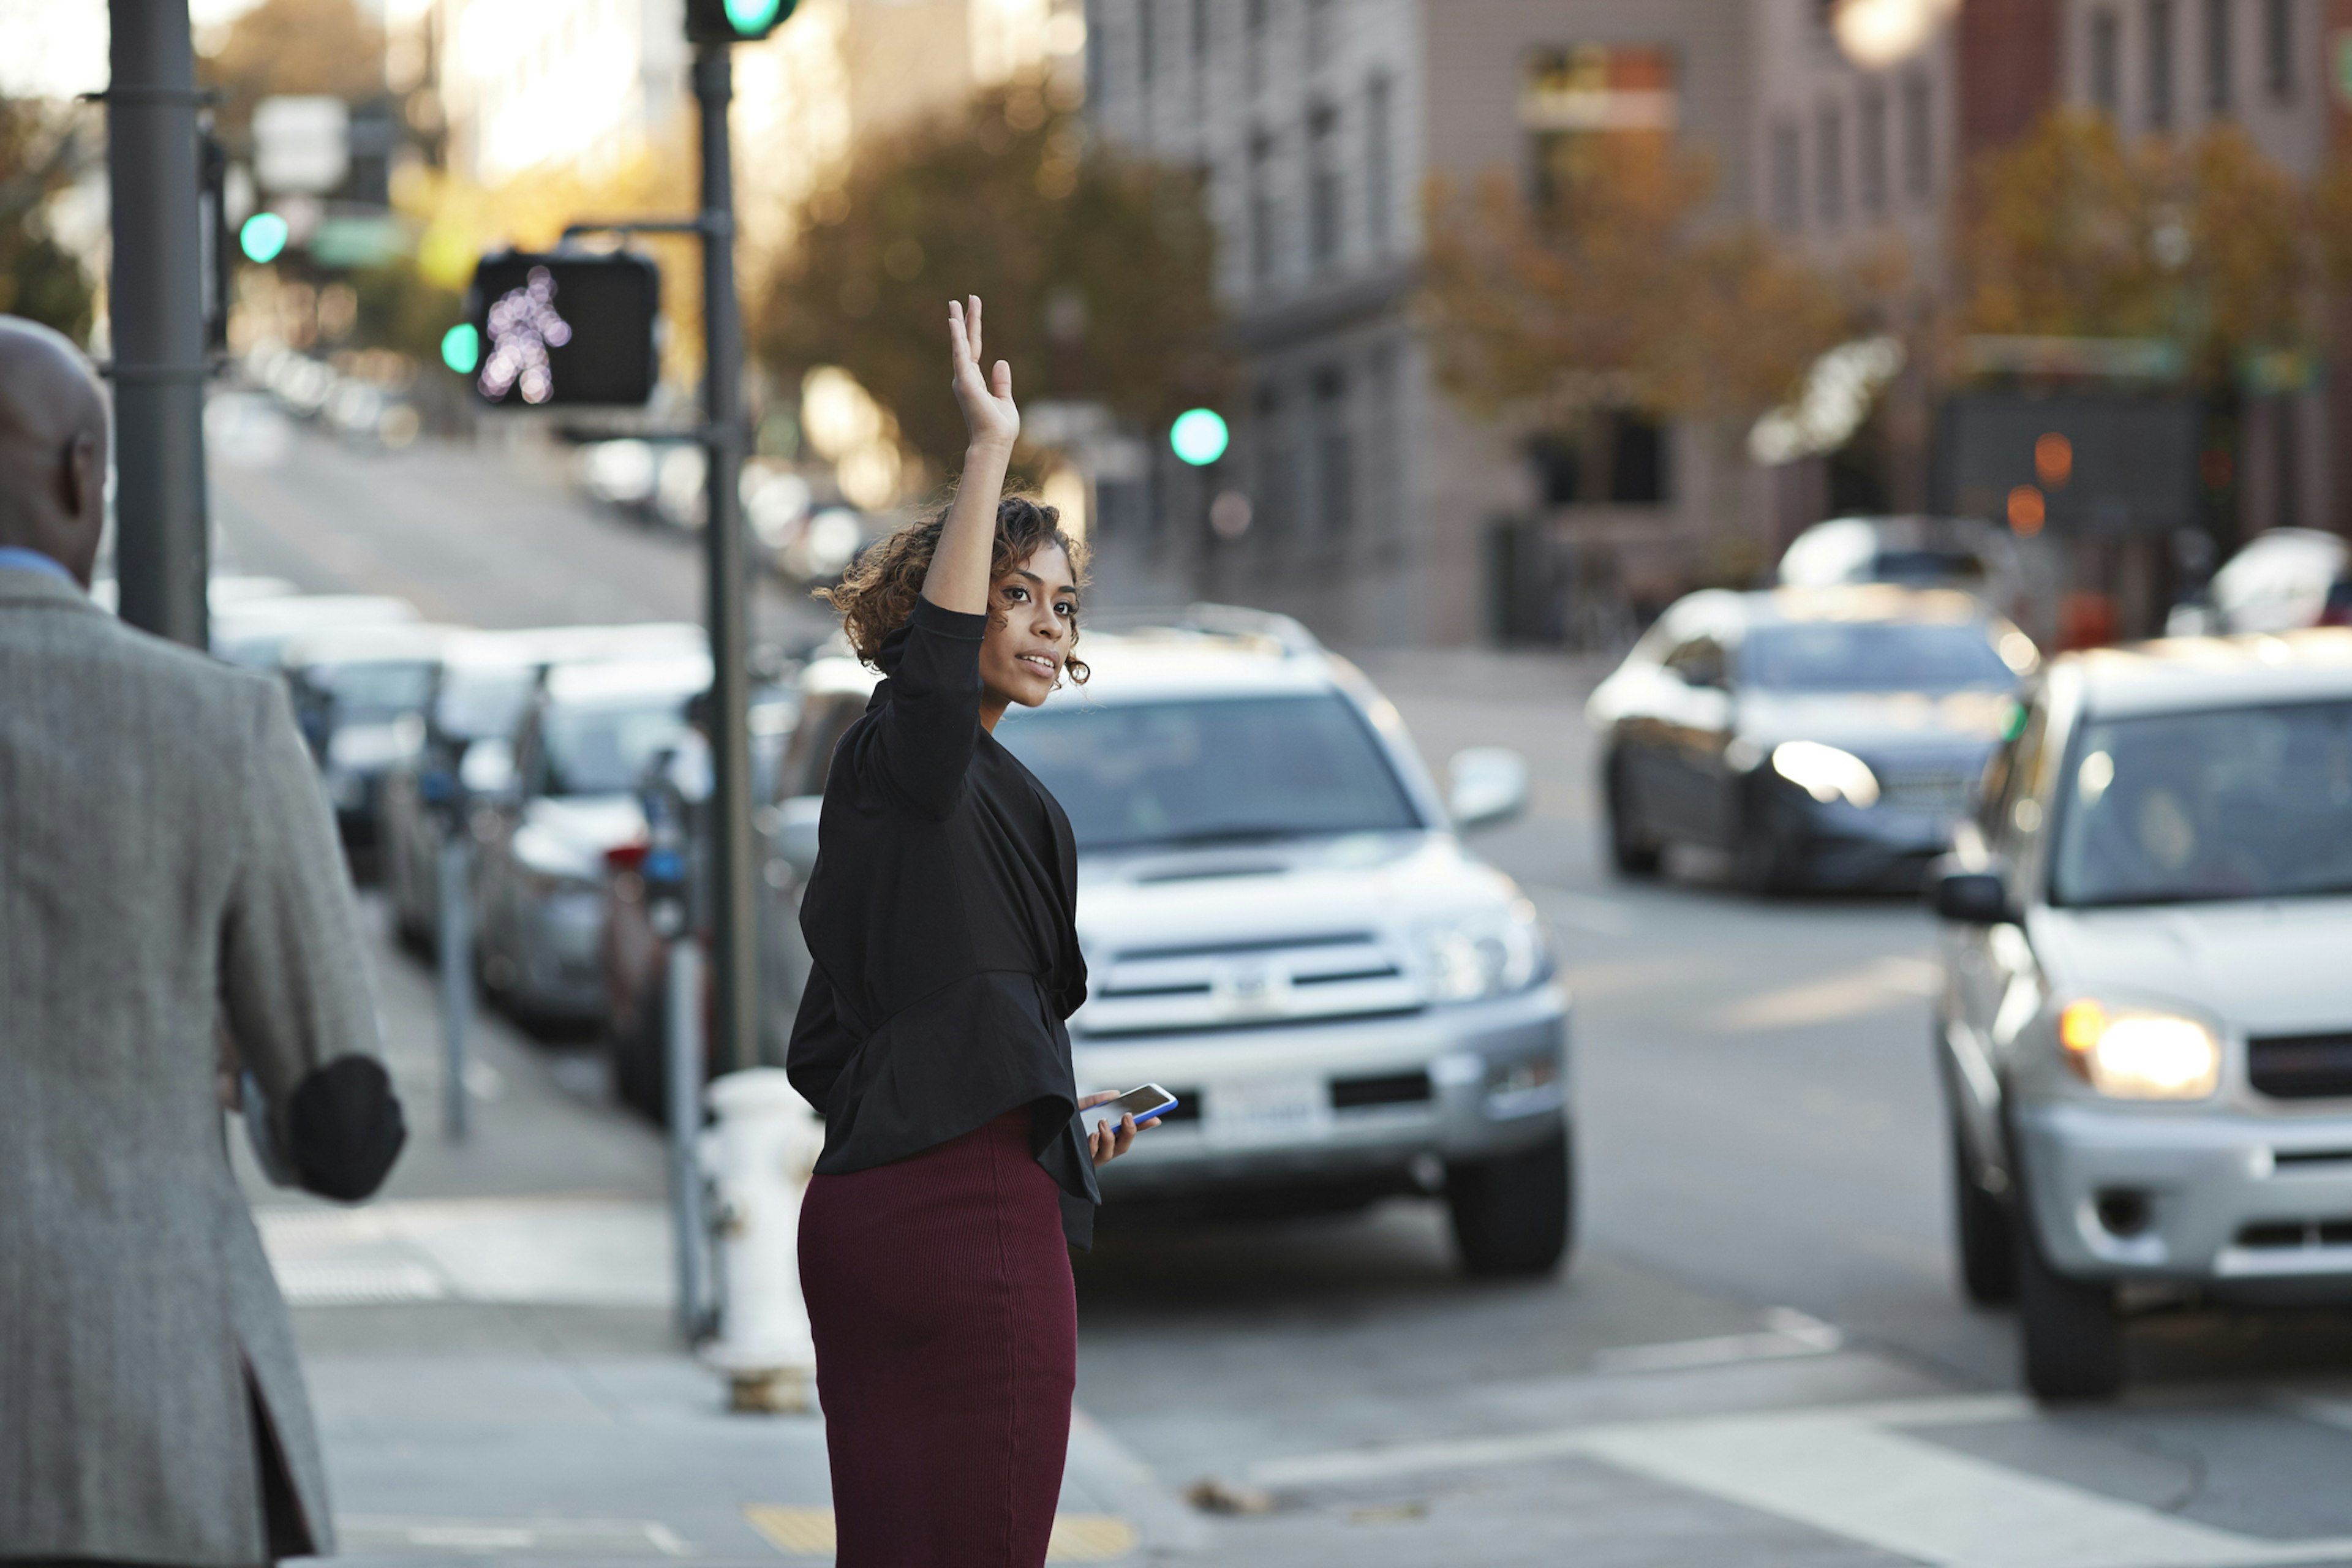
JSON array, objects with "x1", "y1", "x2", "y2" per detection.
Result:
[{"x1": 798, "y1": 1111, "x2": 1077, "y2": 1568}]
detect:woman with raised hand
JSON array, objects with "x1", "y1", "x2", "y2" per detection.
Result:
[{"x1": 789, "y1": 296, "x2": 1156, "y2": 1567}]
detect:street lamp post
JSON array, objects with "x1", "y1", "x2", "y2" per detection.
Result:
[{"x1": 107, "y1": 0, "x2": 211, "y2": 647}]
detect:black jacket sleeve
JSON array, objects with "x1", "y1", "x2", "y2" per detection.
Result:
[{"x1": 863, "y1": 597, "x2": 987, "y2": 820}]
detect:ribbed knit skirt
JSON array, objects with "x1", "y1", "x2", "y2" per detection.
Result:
[{"x1": 798, "y1": 1111, "x2": 1077, "y2": 1568}]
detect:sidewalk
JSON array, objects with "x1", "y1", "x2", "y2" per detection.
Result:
[{"x1": 246, "y1": 897, "x2": 1199, "y2": 1566}]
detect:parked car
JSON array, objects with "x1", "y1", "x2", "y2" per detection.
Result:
[
  {"x1": 1778, "y1": 515, "x2": 2051, "y2": 643},
  {"x1": 210, "y1": 594, "x2": 420, "y2": 669},
  {"x1": 281, "y1": 622, "x2": 454, "y2": 848},
  {"x1": 598, "y1": 688, "x2": 795, "y2": 1120},
  {"x1": 763, "y1": 611, "x2": 1570, "y2": 1276},
  {"x1": 1588, "y1": 585, "x2": 2038, "y2": 893},
  {"x1": 473, "y1": 653, "x2": 712, "y2": 1028},
  {"x1": 380, "y1": 623, "x2": 709, "y2": 951},
  {"x1": 1928, "y1": 627, "x2": 2352, "y2": 1400},
  {"x1": 2169, "y1": 528, "x2": 2352, "y2": 636}
]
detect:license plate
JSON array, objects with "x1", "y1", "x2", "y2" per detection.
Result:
[{"x1": 1205, "y1": 1078, "x2": 1332, "y2": 1148}]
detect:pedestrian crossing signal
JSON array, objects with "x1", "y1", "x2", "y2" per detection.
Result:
[
  {"x1": 461, "y1": 252, "x2": 660, "y2": 409},
  {"x1": 685, "y1": 0, "x2": 797, "y2": 42}
]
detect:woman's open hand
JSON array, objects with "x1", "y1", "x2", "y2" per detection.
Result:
[
  {"x1": 948, "y1": 296, "x2": 1019, "y2": 453},
  {"x1": 1081, "y1": 1091, "x2": 1162, "y2": 1167}
]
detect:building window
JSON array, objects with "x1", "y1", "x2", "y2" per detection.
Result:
[
  {"x1": 1256, "y1": 383, "x2": 1293, "y2": 535},
  {"x1": 1086, "y1": 0, "x2": 1105, "y2": 107},
  {"x1": 1858, "y1": 84, "x2": 1888, "y2": 217},
  {"x1": 2205, "y1": 0, "x2": 2233, "y2": 113},
  {"x1": 1308, "y1": 105, "x2": 1341, "y2": 269},
  {"x1": 1193, "y1": 0, "x2": 1210, "y2": 64},
  {"x1": 1365, "y1": 73, "x2": 1393, "y2": 251},
  {"x1": 1139, "y1": 0, "x2": 1156, "y2": 88},
  {"x1": 2264, "y1": 0, "x2": 2294, "y2": 99},
  {"x1": 1816, "y1": 102, "x2": 1845, "y2": 227},
  {"x1": 1250, "y1": 132, "x2": 1278, "y2": 285},
  {"x1": 1521, "y1": 45, "x2": 1681, "y2": 222},
  {"x1": 1608, "y1": 412, "x2": 1667, "y2": 505},
  {"x1": 2148, "y1": 0, "x2": 2176, "y2": 129},
  {"x1": 1528, "y1": 434, "x2": 1582, "y2": 505},
  {"x1": 2090, "y1": 7, "x2": 2123, "y2": 111},
  {"x1": 1901, "y1": 70, "x2": 1932, "y2": 200},
  {"x1": 1313, "y1": 368, "x2": 1352, "y2": 536},
  {"x1": 1771, "y1": 120, "x2": 1802, "y2": 230},
  {"x1": 1368, "y1": 341, "x2": 1400, "y2": 537}
]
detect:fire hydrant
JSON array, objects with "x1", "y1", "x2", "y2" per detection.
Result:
[{"x1": 698, "y1": 1067, "x2": 827, "y2": 1413}]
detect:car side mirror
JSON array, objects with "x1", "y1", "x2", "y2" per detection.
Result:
[
  {"x1": 458, "y1": 737, "x2": 517, "y2": 801},
  {"x1": 778, "y1": 794, "x2": 824, "y2": 878},
  {"x1": 1447, "y1": 747, "x2": 1530, "y2": 831},
  {"x1": 1928, "y1": 863, "x2": 2017, "y2": 925}
]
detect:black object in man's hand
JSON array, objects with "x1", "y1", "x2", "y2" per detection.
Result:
[{"x1": 289, "y1": 1057, "x2": 407, "y2": 1202}]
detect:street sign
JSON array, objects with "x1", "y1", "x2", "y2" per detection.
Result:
[
  {"x1": 685, "y1": 0, "x2": 799, "y2": 42},
  {"x1": 462, "y1": 252, "x2": 660, "y2": 407},
  {"x1": 252, "y1": 96, "x2": 349, "y2": 194},
  {"x1": 1937, "y1": 393, "x2": 2201, "y2": 534}
]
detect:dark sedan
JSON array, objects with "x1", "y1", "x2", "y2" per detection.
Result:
[{"x1": 1588, "y1": 586, "x2": 2037, "y2": 893}]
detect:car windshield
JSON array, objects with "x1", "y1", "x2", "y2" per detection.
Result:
[
  {"x1": 2052, "y1": 700, "x2": 2352, "y2": 906},
  {"x1": 1741, "y1": 622, "x2": 2014, "y2": 693},
  {"x1": 311, "y1": 659, "x2": 436, "y2": 720},
  {"x1": 540, "y1": 698, "x2": 691, "y2": 797},
  {"x1": 996, "y1": 693, "x2": 1421, "y2": 852},
  {"x1": 438, "y1": 664, "x2": 537, "y2": 741}
]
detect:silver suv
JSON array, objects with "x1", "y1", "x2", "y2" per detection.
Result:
[
  {"x1": 769, "y1": 611, "x2": 1572, "y2": 1276},
  {"x1": 1930, "y1": 628, "x2": 2352, "y2": 1398}
]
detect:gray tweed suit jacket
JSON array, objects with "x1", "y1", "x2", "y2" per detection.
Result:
[{"x1": 0, "y1": 567, "x2": 382, "y2": 1566}]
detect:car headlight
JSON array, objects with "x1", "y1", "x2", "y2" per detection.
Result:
[
  {"x1": 1771, "y1": 741, "x2": 1881, "y2": 807},
  {"x1": 2059, "y1": 1000, "x2": 2221, "y2": 1099},
  {"x1": 1414, "y1": 899, "x2": 1548, "y2": 1003}
]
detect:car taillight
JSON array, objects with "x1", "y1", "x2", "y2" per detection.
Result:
[
  {"x1": 606, "y1": 840, "x2": 650, "y2": 870},
  {"x1": 2320, "y1": 582, "x2": 2352, "y2": 627}
]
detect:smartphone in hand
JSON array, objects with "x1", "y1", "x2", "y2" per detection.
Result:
[{"x1": 1081, "y1": 1083, "x2": 1178, "y2": 1132}]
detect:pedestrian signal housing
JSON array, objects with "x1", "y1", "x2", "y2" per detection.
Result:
[
  {"x1": 685, "y1": 0, "x2": 798, "y2": 42},
  {"x1": 461, "y1": 252, "x2": 660, "y2": 409}
]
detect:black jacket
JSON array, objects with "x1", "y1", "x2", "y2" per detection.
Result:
[{"x1": 785, "y1": 597, "x2": 1099, "y2": 1243}]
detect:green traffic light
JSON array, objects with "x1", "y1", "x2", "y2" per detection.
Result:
[
  {"x1": 725, "y1": 0, "x2": 785, "y2": 32},
  {"x1": 239, "y1": 211, "x2": 290, "y2": 264},
  {"x1": 440, "y1": 323, "x2": 480, "y2": 375},
  {"x1": 1170, "y1": 408, "x2": 1229, "y2": 466}
]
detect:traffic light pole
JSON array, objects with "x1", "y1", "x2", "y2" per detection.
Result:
[
  {"x1": 107, "y1": 0, "x2": 210, "y2": 647},
  {"x1": 693, "y1": 47, "x2": 760, "y2": 1077}
]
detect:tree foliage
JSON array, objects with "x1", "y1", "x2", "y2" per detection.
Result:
[
  {"x1": 751, "y1": 79, "x2": 1229, "y2": 477},
  {"x1": 1419, "y1": 145, "x2": 1852, "y2": 429},
  {"x1": 0, "y1": 97, "x2": 95, "y2": 343},
  {"x1": 198, "y1": 0, "x2": 385, "y2": 145},
  {"x1": 1961, "y1": 111, "x2": 2310, "y2": 388}
]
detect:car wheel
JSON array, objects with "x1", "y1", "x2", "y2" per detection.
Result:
[
  {"x1": 1951, "y1": 1116, "x2": 2015, "y2": 1306},
  {"x1": 1447, "y1": 1124, "x2": 1575, "y2": 1278},
  {"x1": 1605, "y1": 757, "x2": 1662, "y2": 877},
  {"x1": 2014, "y1": 1181, "x2": 2122, "y2": 1400},
  {"x1": 1736, "y1": 783, "x2": 1792, "y2": 896}
]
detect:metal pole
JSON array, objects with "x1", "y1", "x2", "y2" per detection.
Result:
[
  {"x1": 435, "y1": 831, "x2": 472, "y2": 1142},
  {"x1": 693, "y1": 46, "x2": 760, "y2": 1075},
  {"x1": 665, "y1": 937, "x2": 709, "y2": 1339},
  {"x1": 107, "y1": 0, "x2": 210, "y2": 648}
]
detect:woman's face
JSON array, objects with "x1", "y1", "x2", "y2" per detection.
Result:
[{"x1": 978, "y1": 543, "x2": 1079, "y2": 713}]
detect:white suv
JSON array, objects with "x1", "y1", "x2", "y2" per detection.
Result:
[{"x1": 772, "y1": 609, "x2": 1572, "y2": 1276}]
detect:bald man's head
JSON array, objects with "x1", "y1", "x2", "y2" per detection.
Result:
[{"x1": 0, "y1": 316, "x2": 109, "y2": 587}]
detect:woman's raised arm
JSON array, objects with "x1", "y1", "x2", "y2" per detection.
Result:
[{"x1": 921, "y1": 296, "x2": 1017, "y2": 616}]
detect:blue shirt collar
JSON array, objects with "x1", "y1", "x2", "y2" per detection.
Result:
[{"x1": 0, "y1": 546, "x2": 78, "y2": 590}]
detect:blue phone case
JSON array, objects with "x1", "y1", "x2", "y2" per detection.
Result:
[{"x1": 1084, "y1": 1092, "x2": 1178, "y2": 1129}]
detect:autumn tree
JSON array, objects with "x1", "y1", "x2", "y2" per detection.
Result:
[
  {"x1": 751, "y1": 78, "x2": 1229, "y2": 480},
  {"x1": 1960, "y1": 111, "x2": 2310, "y2": 389},
  {"x1": 1419, "y1": 143, "x2": 1853, "y2": 441},
  {"x1": 197, "y1": 0, "x2": 385, "y2": 145},
  {"x1": 0, "y1": 97, "x2": 96, "y2": 342}
]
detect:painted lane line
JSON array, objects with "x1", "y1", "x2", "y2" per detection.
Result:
[
  {"x1": 1589, "y1": 1308, "x2": 1844, "y2": 1374},
  {"x1": 1704, "y1": 954, "x2": 1940, "y2": 1033}
]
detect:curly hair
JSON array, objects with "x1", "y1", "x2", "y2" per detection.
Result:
[{"x1": 818, "y1": 494, "x2": 1091, "y2": 685}]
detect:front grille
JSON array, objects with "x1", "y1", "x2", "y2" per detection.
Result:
[
  {"x1": 2249, "y1": 1033, "x2": 2352, "y2": 1099},
  {"x1": 1877, "y1": 770, "x2": 1972, "y2": 817},
  {"x1": 1330, "y1": 1071, "x2": 1432, "y2": 1110},
  {"x1": 1078, "y1": 932, "x2": 1421, "y2": 1038},
  {"x1": 2237, "y1": 1218, "x2": 2352, "y2": 1249}
]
